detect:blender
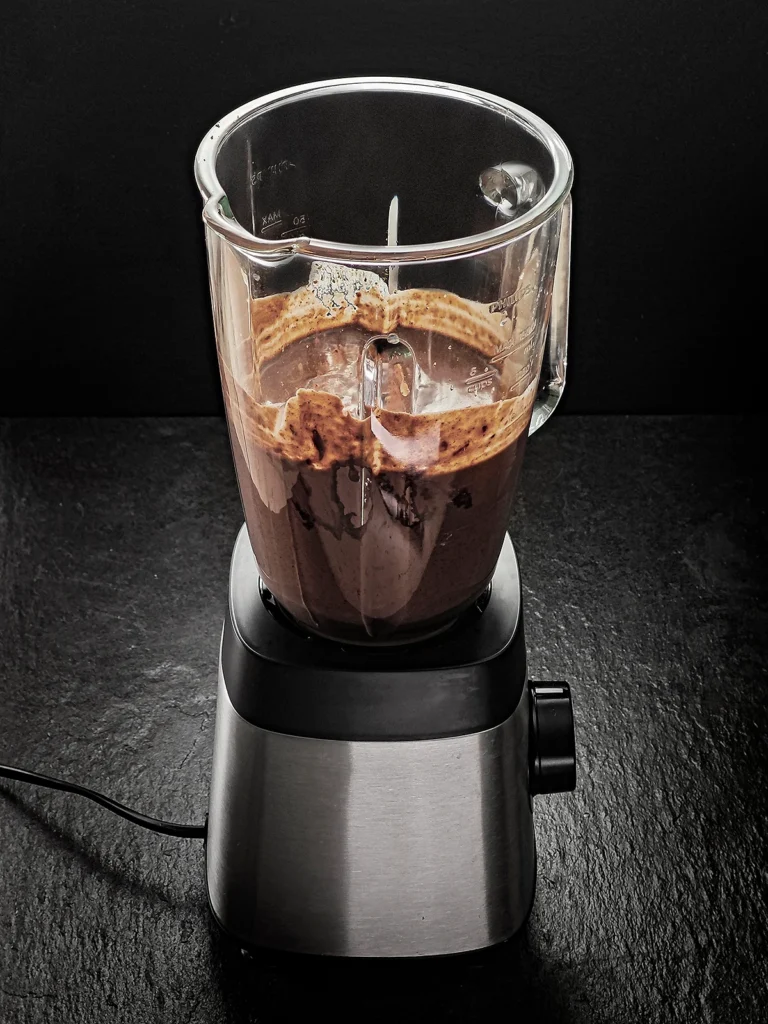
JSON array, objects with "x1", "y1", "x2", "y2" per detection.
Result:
[{"x1": 195, "y1": 78, "x2": 576, "y2": 957}]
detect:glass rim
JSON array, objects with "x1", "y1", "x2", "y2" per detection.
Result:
[{"x1": 195, "y1": 77, "x2": 574, "y2": 264}]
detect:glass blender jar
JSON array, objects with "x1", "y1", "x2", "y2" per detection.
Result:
[{"x1": 196, "y1": 78, "x2": 572, "y2": 646}]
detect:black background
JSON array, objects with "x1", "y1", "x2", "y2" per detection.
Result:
[{"x1": 1, "y1": 0, "x2": 765, "y2": 415}]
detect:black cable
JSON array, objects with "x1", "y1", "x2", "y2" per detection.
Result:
[{"x1": 0, "y1": 763, "x2": 206, "y2": 839}]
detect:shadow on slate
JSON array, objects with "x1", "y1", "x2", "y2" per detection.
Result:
[
  {"x1": 0, "y1": 784, "x2": 206, "y2": 914},
  {"x1": 209, "y1": 921, "x2": 579, "y2": 1024}
]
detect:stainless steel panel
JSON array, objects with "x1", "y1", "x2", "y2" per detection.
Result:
[{"x1": 207, "y1": 673, "x2": 535, "y2": 957}]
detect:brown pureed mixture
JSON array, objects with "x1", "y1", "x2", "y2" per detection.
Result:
[{"x1": 219, "y1": 269, "x2": 539, "y2": 643}]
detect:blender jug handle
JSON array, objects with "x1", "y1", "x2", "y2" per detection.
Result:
[{"x1": 529, "y1": 195, "x2": 572, "y2": 435}]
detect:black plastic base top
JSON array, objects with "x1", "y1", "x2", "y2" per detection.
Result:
[{"x1": 220, "y1": 526, "x2": 527, "y2": 741}]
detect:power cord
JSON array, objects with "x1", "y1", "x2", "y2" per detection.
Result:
[{"x1": 0, "y1": 763, "x2": 207, "y2": 839}]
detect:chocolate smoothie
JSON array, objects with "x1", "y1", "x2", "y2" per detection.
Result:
[{"x1": 219, "y1": 266, "x2": 538, "y2": 643}]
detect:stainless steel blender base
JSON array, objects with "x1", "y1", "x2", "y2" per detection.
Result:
[
  {"x1": 206, "y1": 670, "x2": 536, "y2": 958},
  {"x1": 205, "y1": 528, "x2": 575, "y2": 957}
]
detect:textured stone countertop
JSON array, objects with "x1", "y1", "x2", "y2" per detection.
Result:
[{"x1": 0, "y1": 416, "x2": 765, "y2": 1023}]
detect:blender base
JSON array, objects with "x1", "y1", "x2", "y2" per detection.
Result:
[
  {"x1": 207, "y1": 672, "x2": 536, "y2": 958},
  {"x1": 206, "y1": 526, "x2": 574, "y2": 958}
]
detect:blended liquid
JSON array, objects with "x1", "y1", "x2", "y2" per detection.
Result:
[{"x1": 220, "y1": 281, "x2": 537, "y2": 644}]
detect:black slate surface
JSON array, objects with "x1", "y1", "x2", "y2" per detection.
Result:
[{"x1": 0, "y1": 416, "x2": 765, "y2": 1023}]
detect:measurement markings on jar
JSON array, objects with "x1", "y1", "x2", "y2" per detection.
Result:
[
  {"x1": 512, "y1": 360, "x2": 535, "y2": 389},
  {"x1": 488, "y1": 281, "x2": 536, "y2": 314},
  {"x1": 465, "y1": 366, "x2": 496, "y2": 396},
  {"x1": 260, "y1": 209, "x2": 283, "y2": 233},
  {"x1": 490, "y1": 346, "x2": 513, "y2": 365},
  {"x1": 251, "y1": 159, "x2": 296, "y2": 187},
  {"x1": 280, "y1": 213, "x2": 309, "y2": 237}
]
